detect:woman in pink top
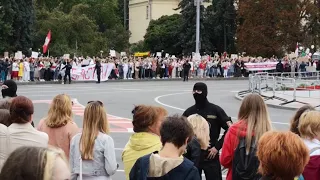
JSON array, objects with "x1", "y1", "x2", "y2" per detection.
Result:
[{"x1": 37, "y1": 94, "x2": 79, "y2": 158}]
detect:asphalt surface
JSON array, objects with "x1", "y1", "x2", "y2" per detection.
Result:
[{"x1": 18, "y1": 80, "x2": 296, "y2": 180}]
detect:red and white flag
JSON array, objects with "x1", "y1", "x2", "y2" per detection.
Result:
[
  {"x1": 43, "y1": 30, "x2": 51, "y2": 54},
  {"x1": 294, "y1": 42, "x2": 299, "y2": 57}
]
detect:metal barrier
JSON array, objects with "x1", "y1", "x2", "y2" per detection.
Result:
[{"x1": 243, "y1": 71, "x2": 320, "y2": 107}]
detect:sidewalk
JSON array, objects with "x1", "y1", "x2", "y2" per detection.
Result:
[
  {"x1": 11, "y1": 77, "x2": 248, "y2": 85},
  {"x1": 235, "y1": 90, "x2": 320, "y2": 110}
]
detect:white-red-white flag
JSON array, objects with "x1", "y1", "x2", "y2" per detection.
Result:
[
  {"x1": 43, "y1": 30, "x2": 51, "y2": 54},
  {"x1": 294, "y1": 42, "x2": 299, "y2": 57}
]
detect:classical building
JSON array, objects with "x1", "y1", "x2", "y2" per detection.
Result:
[{"x1": 129, "y1": 0, "x2": 211, "y2": 43}]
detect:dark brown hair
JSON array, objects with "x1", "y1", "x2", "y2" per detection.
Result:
[
  {"x1": 10, "y1": 96, "x2": 34, "y2": 124},
  {"x1": 0, "y1": 146, "x2": 46, "y2": 180},
  {"x1": 132, "y1": 105, "x2": 168, "y2": 133},
  {"x1": 160, "y1": 115, "x2": 194, "y2": 148},
  {"x1": 290, "y1": 104, "x2": 315, "y2": 136},
  {"x1": 257, "y1": 131, "x2": 309, "y2": 180}
]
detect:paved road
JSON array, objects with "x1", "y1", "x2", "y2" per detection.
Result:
[{"x1": 18, "y1": 80, "x2": 295, "y2": 179}]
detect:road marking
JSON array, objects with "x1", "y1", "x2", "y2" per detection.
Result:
[
  {"x1": 154, "y1": 93, "x2": 290, "y2": 126},
  {"x1": 33, "y1": 99, "x2": 134, "y2": 132}
]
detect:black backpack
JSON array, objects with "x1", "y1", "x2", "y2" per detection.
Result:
[{"x1": 232, "y1": 137, "x2": 261, "y2": 180}]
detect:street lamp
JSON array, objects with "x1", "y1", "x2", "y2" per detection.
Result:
[
  {"x1": 311, "y1": 45, "x2": 315, "y2": 49},
  {"x1": 195, "y1": 0, "x2": 201, "y2": 55},
  {"x1": 100, "y1": 50, "x2": 103, "y2": 57}
]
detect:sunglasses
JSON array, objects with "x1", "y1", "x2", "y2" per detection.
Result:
[{"x1": 87, "y1": 101, "x2": 103, "y2": 106}]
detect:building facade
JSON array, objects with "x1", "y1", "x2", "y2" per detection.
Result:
[{"x1": 129, "y1": 0, "x2": 180, "y2": 43}]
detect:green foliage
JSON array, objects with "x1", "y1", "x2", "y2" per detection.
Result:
[
  {"x1": 1, "y1": 0, "x2": 129, "y2": 57},
  {"x1": 0, "y1": 0, "x2": 34, "y2": 54},
  {"x1": 129, "y1": 41, "x2": 148, "y2": 54},
  {"x1": 203, "y1": 0, "x2": 237, "y2": 54},
  {"x1": 144, "y1": 14, "x2": 183, "y2": 55},
  {"x1": 176, "y1": 0, "x2": 206, "y2": 55}
]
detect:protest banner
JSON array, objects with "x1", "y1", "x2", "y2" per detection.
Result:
[
  {"x1": 244, "y1": 62, "x2": 277, "y2": 71},
  {"x1": 71, "y1": 64, "x2": 109, "y2": 81},
  {"x1": 31, "y1": 52, "x2": 39, "y2": 58}
]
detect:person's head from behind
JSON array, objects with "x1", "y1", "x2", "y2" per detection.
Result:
[
  {"x1": 0, "y1": 146, "x2": 70, "y2": 180},
  {"x1": 0, "y1": 109, "x2": 11, "y2": 126},
  {"x1": 132, "y1": 105, "x2": 168, "y2": 136},
  {"x1": 257, "y1": 131, "x2": 309, "y2": 180},
  {"x1": 238, "y1": 94, "x2": 271, "y2": 151},
  {"x1": 10, "y1": 96, "x2": 34, "y2": 124},
  {"x1": 290, "y1": 105, "x2": 315, "y2": 136},
  {"x1": 81, "y1": 101, "x2": 109, "y2": 160},
  {"x1": 298, "y1": 111, "x2": 320, "y2": 140},
  {"x1": 1, "y1": 80, "x2": 17, "y2": 98},
  {"x1": 46, "y1": 94, "x2": 73, "y2": 128},
  {"x1": 187, "y1": 114, "x2": 210, "y2": 150},
  {"x1": 160, "y1": 115, "x2": 194, "y2": 156}
]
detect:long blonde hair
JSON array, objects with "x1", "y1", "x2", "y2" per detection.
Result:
[
  {"x1": 80, "y1": 102, "x2": 109, "y2": 160},
  {"x1": 45, "y1": 94, "x2": 73, "y2": 128},
  {"x1": 238, "y1": 94, "x2": 272, "y2": 152},
  {"x1": 187, "y1": 114, "x2": 210, "y2": 150},
  {"x1": 44, "y1": 147, "x2": 69, "y2": 180}
]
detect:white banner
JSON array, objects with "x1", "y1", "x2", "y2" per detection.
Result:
[
  {"x1": 244, "y1": 62, "x2": 277, "y2": 71},
  {"x1": 71, "y1": 64, "x2": 112, "y2": 81}
]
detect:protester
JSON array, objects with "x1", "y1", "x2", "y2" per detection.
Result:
[
  {"x1": 184, "y1": 114, "x2": 210, "y2": 175},
  {"x1": 0, "y1": 146, "x2": 70, "y2": 180},
  {"x1": 130, "y1": 115, "x2": 200, "y2": 180},
  {"x1": 220, "y1": 93, "x2": 272, "y2": 180},
  {"x1": 298, "y1": 111, "x2": 320, "y2": 180},
  {"x1": 290, "y1": 105, "x2": 315, "y2": 136},
  {"x1": 0, "y1": 96, "x2": 48, "y2": 170},
  {"x1": 70, "y1": 101, "x2": 118, "y2": 179},
  {"x1": 257, "y1": 131, "x2": 309, "y2": 180},
  {"x1": 37, "y1": 94, "x2": 79, "y2": 158},
  {"x1": 122, "y1": 105, "x2": 168, "y2": 180},
  {"x1": 183, "y1": 82, "x2": 230, "y2": 180}
]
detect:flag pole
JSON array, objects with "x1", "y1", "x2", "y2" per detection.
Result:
[{"x1": 48, "y1": 49, "x2": 50, "y2": 57}]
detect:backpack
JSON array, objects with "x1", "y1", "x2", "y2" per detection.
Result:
[{"x1": 232, "y1": 137, "x2": 261, "y2": 180}]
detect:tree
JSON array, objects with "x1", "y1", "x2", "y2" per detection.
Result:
[
  {"x1": 0, "y1": 0, "x2": 34, "y2": 54},
  {"x1": 144, "y1": 14, "x2": 183, "y2": 55},
  {"x1": 203, "y1": 0, "x2": 237, "y2": 54},
  {"x1": 176, "y1": 0, "x2": 205, "y2": 55},
  {"x1": 0, "y1": 1, "x2": 13, "y2": 53},
  {"x1": 34, "y1": 4, "x2": 105, "y2": 56},
  {"x1": 237, "y1": 0, "x2": 283, "y2": 57}
]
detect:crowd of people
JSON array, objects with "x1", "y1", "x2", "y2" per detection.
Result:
[
  {"x1": 1, "y1": 56, "x2": 319, "y2": 84},
  {"x1": 0, "y1": 80, "x2": 319, "y2": 180}
]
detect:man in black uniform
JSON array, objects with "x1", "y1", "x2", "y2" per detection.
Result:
[
  {"x1": 61, "y1": 61, "x2": 72, "y2": 84},
  {"x1": 183, "y1": 82, "x2": 231, "y2": 180},
  {"x1": 183, "y1": 60, "x2": 191, "y2": 82},
  {"x1": 94, "y1": 60, "x2": 102, "y2": 83}
]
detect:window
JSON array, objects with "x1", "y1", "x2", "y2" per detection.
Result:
[{"x1": 146, "y1": 5, "x2": 149, "y2": 19}]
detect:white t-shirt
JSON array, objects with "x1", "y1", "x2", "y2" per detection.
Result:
[{"x1": 12, "y1": 63, "x2": 19, "y2": 71}]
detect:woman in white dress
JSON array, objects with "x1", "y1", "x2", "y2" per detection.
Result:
[{"x1": 123, "y1": 59, "x2": 129, "y2": 79}]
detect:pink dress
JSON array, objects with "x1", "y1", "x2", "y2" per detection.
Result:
[{"x1": 37, "y1": 120, "x2": 80, "y2": 158}]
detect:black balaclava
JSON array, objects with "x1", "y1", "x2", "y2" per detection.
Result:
[
  {"x1": 193, "y1": 82, "x2": 208, "y2": 108},
  {"x1": 2, "y1": 80, "x2": 17, "y2": 98}
]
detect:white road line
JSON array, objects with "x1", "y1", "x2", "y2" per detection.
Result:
[{"x1": 154, "y1": 93, "x2": 290, "y2": 126}]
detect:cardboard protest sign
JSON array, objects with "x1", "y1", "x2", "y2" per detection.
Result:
[
  {"x1": 31, "y1": 52, "x2": 39, "y2": 58},
  {"x1": 15, "y1": 51, "x2": 23, "y2": 59},
  {"x1": 110, "y1": 50, "x2": 116, "y2": 57}
]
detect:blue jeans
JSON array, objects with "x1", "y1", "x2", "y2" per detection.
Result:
[{"x1": 30, "y1": 71, "x2": 35, "y2": 81}]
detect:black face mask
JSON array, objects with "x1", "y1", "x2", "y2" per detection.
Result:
[{"x1": 193, "y1": 82, "x2": 208, "y2": 107}]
